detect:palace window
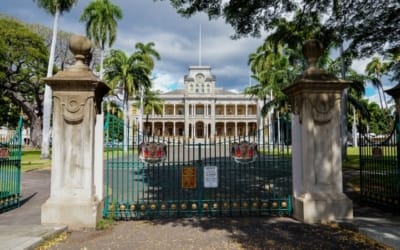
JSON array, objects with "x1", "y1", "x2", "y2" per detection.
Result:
[{"x1": 196, "y1": 107, "x2": 204, "y2": 115}]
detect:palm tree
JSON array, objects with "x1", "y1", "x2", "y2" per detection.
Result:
[
  {"x1": 80, "y1": 0, "x2": 123, "y2": 79},
  {"x1": 365, "y1": 57, "x2": 389, "y2": 108},
  {"x1": 245, "y1": 41, "x2": 299, "y2": 144},
  {"x1": 132, "y1": 42, "x2": 161, "y2": 135},
  {"x1": 134, "y1": 42, "x2": 161, "y2": 72},
  {"x1": 246, "y1": 41, "x2": 299, "y2": 116},
  {"x1": 33, "y1": 0, "x2": 79, "y2": 159},
  {"x1": 103, "y1": 49, "x2": 151, "y2": 150},
  {"x1": 137, "y1": 89, "x2": 163, "y2": 136}
]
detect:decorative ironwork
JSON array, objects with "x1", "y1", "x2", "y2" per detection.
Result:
[
  {"x1": 139, "y1": 142, "x2": 167, "y2": 164},
  {"x1": 230, "y1": 141, "x2": 258, "y2": 164},
  {"x1": 181, "y1": 203, "x2": 187, "y2": 210},
  {"x1": 223, "y1": 202, "x2": 229, "y2": 209},
  {"x1": 232, "y1": 202, "x2": 239, "y2": 208}
]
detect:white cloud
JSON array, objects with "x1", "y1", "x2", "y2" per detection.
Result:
[
  {"x1": 351, "y1": 58, "x2": 369, "y2": 75},
  {"x1": 152, "y1": 71, "x2": 183, "y2": 93}
]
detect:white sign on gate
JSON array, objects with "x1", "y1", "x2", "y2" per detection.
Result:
[{"x1": 204, "y1": 166, "x2": 218, "y2": 188}]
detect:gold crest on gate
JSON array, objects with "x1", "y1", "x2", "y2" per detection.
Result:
[
  {"x1": 230, "y1": 141, "x2": 258, "y2": 164},
  {"x1": 139, "y1": 142, "x2": 167, "y2": 164}
]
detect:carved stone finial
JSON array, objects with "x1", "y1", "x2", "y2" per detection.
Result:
[
  {"x1": 293, "y1": 39, "x2": 338, "y2": 81},
  {"x1": 302, "y1": 39, "x2": 324, "y2": 69},
  {"x1": 69, "y1": 35, "x2": 92, "y2": 68}
]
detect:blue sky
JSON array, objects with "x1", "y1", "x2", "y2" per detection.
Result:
[
  {"x1": 0, "y1": 0, "x2": 262, "y2": 93},
  {"x1": 0, "y1": 0, "x2": 394, "y2": 105}
]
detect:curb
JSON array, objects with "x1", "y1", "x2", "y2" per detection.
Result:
[
  {"x1": 0, "y1": 225, "x2": 67, "y2": 250},
  {"x1": 27, "y1": 225, "x2": 67, "y2": 250}
]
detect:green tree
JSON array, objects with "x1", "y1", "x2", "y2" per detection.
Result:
[
  {"x1": 80, "y1": 0, "x2": 123, "y2": 79},
  {"x1": 245, "y1": 41, "x2": 299, "y2": 143},
  {"x1": 0, "y1": 97, "x2": 20, "y2": 129},
  {"x1": 103, "y1": 49, "x2": 152, "y2": 149},
  {"x1": 33, "y1": 0, "x2": 79, "y2": 158},
  {"x1": 357, "y1": 99, "x2": 394, "y2": 135},
  {"x1": 134, "y1": 42, "x2": 161, "y2": 72},
  {"x1": 0, "y1": 17, "x2": 49, "y2": 147},
  {"x1": 245, "y1": 35, "x2": 305, "y2": 118},
  {"x1": 365, "y1": 57, "x2": 389, "y2": 109}
]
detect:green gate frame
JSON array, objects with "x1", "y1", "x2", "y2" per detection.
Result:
[
  {"x1": 0, "y1": 117, "x2": 23, "y2": 212},
  {"x1": 104, "y1": 114, "x2": 292, "y2": 220}
]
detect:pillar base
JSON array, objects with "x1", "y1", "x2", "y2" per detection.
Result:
[
  {"x1": 293, "y1": 192, "x2": 353, "y2": 223},
  {"x1": 41, "y1": 198, "x2": 103, "y2": 230}
]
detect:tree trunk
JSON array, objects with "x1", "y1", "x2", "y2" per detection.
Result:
[
  {"x1": 99, "y1": 48, "x2": 104, "y2": 79},
  {"x1": 30, "y1": 117, "x2": 43, "y2": 148},
  {"x1": 41, "y1": 8, "x2": 60, "y2": 159}
]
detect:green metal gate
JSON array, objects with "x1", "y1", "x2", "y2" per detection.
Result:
[
  {"x1": 359, "y1": 116, "x2": 400, "y2": 210},
  {"x1": 103, "y1": 114, "x2": 292, "y2": 220},
  {"x1": 0, "y1": 117, "x2": 23, "y2": 212}
]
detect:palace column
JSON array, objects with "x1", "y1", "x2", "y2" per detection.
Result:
[
  {"x1": 283, "y1": 40, "x2": 353, "y2": 223},
  {"x1": 211, "y1": 99, "x2": 216, "y2": 140},
  {"x1": 41, "y1": 35, "x2": 109, "y2": 229}
]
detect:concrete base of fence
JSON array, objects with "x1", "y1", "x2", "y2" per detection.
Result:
[
  {"x1": 293, "y1": 192, "x2": 353, "y2": 223},
  {"x1": 41, "y1": 198, "x2": 103, "y2": 230}
]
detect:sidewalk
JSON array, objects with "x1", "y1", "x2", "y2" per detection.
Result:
[{"x1": 0, "y1": 169, "x2": 398, "y2": 250}]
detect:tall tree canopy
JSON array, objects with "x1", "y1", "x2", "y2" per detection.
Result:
[
  {"x1": 163, "y1": 0, "x2": 399, "y2": 57},
  {"x1": 0, "y1": 17, "x2": 49, "y2": 147},
  {"x1": 80, "y1": 0, "x2": 123, "y2": 79}
]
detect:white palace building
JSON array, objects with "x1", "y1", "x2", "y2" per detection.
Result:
[{"x1": 129, "y1": 65, "x2": 263, "y2": 142}]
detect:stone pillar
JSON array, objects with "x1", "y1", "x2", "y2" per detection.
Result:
[
  {"x1": 41, "y1": 35, "x2": 110, "y2": 229},
  {"x1": 283, "y1": 40, "x2": 353, "y2": 223}
]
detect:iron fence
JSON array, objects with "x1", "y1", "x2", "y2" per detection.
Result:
[
  {"x1": 359, "y1": 117, "x2": 400, "y2": 210},
  {"x1": 0, "y1": 117, "x2": 23, "y2": 212}
]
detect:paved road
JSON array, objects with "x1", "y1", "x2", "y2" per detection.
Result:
[
  {"x1": 0, "y1": 169, "x2": 399, "y2": 250},
  {"x1": 0, "y1": 170, "x2": 50, "y2": 225}
]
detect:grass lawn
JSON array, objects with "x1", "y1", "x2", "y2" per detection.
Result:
[
  {"x1": 20, "y1": 146, "x2": 361, "y2": 172},
  {"x1": 21, "y1": 149, "x2": 51, "y2": 172},
  {"x1": 343, "y1": 147, "x2": 360, "y2": 170}
]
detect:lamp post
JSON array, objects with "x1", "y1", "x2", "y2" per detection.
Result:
[{"x1": 138, "y1": 85, "x2": 144, "y2": 140}]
